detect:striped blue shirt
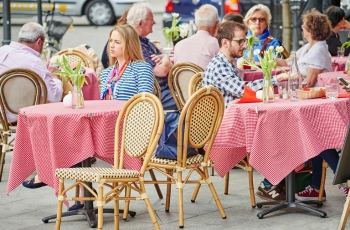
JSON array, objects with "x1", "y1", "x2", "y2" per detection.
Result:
[{"x1": 100, "y1": 61, "x2": 154, "y2": 100}]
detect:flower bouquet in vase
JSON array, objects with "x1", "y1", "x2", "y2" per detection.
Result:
[
  {"x1": 243, "y1": 25, "x2": 260, "y2": 70},
  {"x1": 163, "y1": 13, "x2": 190, "y2": 52},
  {"x1": 53, "y1": 55, "x2": 87, "y2": 109},
  {"x1": 341, "y1": 41, "x2": 350, "y2": 75},
  {"x1": 237, "y1": 46, "x2": 285, "y2": 103}
]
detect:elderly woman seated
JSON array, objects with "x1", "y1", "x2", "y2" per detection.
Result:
[{"x1": 243, "y1": 4, "x2": 282, "y2": 62}]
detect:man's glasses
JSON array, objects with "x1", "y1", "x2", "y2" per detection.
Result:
[
  {"x1": 231, "y1": 39, "x2": 247, "y2": 46},
  {"x1": 250, "y1": 17, "x2": 266, "y2": 23}
]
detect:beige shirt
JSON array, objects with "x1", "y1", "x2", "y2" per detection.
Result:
[{"x1": 174, "y1": 30, "x2": 219, "y2": 70}]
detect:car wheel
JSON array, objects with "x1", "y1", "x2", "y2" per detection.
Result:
[{"x1": 85, "y1": 0, "x2": 115, "y2": 26}]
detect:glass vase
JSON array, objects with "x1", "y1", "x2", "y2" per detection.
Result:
[
  {"x1": 166, "y1": 37, "x2": 174, "y2": 48},
  {"x1": 262, "y1": 76, "x2": 274, "y2": 103},
  {"x1": 72, "y1": 85, "x2": 84, "y2": 109}
]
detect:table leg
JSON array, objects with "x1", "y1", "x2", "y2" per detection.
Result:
[
  {"x1": 256, "y1": 171, "x2": 327, "y2": 219},
  {"x1": 42, "y1": 158, "x2": 136, "y2": 228}
]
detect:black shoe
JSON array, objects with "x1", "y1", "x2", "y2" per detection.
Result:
[
  {"x1": 22, "y1": 178, "x2": 47, "y2": 189},
  {"x1": 68, "y1": 201, "x2": 84, "y2": 211}
]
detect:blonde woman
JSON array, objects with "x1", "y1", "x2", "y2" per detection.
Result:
[
  {"x1": 100, "y1": 24, "x2": 154, "y2": 100},
  {"x1": 243, "y1": 4, "x2": 281, "y2": 62}
]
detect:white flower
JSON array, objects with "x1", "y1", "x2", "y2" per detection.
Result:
[
  {"x1": 179, "y1": 23, "x2": 190, "y2": 38},
  {"x1": 237, "y1": 58, "x2": 245, "y2": 69},
  {"x1": 276, "y1": 46, "x2": 284, "y2": 53},
  {"x1": 254, "y1": 49, "x2": 260, "y2": 55},
  {"x1": 249, "y1": 25, "x2": 255, "y2": 34},
  {"x1": 172, "y1": 13, "x2": 179, "y2": 18},
  {"x1": 268, "y1": 46, "x2": 274, "y2": 51}
]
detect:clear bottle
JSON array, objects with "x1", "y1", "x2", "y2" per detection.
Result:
[
  {"x1": 188, "y1": 20, "x2": 194, "y2": 37},
  {"x1": 288, "y1": 51, "x2": 302, "y2": 101}
]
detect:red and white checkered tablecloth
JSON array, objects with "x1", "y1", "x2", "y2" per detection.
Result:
[
  {"x1": 332, "y1": 56, "x2": 347, "y2": 72},
  {"x1": 6, "y1": 100, "x2": 143, "y2": 194},
  {"x1": 209, "y1": 98, "x2": 350, "y2": 185}
]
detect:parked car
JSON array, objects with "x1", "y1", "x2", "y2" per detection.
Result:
[
  {"x1": 163, "y1": 0, "x2": 307, "y2": 45},
  {"x1": 0, "y1": 0, "x2": 142, "y2": 26}
]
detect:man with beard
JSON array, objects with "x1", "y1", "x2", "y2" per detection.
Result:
[{"x1": 203, "y1": 21, "x2": 287, "y2": 108}]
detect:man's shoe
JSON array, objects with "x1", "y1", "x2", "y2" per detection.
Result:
[
  {"x1": 339, "y1": 186, "x2": 349, "y2": 198},
  {"x1": 22, "y1": 178, "x2": 47, "y2": 189},
  {"x1": 90, "y1": 156, "x2": 97, "y2": 164},
  {"x1": 295, "y1": 185, "x2": 326, "y2": 201},
  {"x1": 68, "y1": 201, "x2": 84, "y2": 211},
  {"x1": 255, "y1": 181, "x2": 286, "y2": 201}
]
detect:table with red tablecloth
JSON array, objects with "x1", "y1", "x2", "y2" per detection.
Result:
[
  {"x1": 317, "y1": 71, "x2": 350, "y2": 94},
  {"x1": 6, "y1": 100, "x2": 142, "y2": 195},
  {"x1": 209, "y1": 97, "x2": 350, "y2": 185},
  {"x1": 332, "y1": 56, "x2": 348, "y2": 71}
]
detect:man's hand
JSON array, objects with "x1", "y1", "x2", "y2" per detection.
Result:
[
  {"x1": 151, "y1": 54, "x2": 162, "y2": 65},
  {"x1": 47, "y1": 63, "x2": 62, "y2": 80}
]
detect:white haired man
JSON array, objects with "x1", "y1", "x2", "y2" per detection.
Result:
[
  {"x1": 174, "y1": 4, "x2": 220, "y2": 70},
  {"x1": 127, "y1": 3, "x2": 176, "y2": 110}
]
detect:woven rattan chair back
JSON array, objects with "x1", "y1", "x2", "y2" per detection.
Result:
[
  {"x1": 153, "y1": 78, "x2": 162, "y2": 101},
  {"x1": 177, "y1": 86, "x2": 224, "y2": 165},
  {"x1": 0, "y1": 68, "x2": 47, "y2": 120},
  {"x1": 0, "y1": 68, "x2": 48, "y2": 182},
  {"x1": 168, "y1": 62, "x2": 203, "y2": 110},
  {"x1": 188, "y1": 72, "x2": 204, "y2": 97},
  {"x1": 55, "y1": 48, "x2": 95, "y2": 71},
  {"x1": 115, "y1": 93, "x2": 164, "y2": 169}
]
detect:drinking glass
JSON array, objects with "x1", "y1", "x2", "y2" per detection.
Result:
[
  {"x1": 278, "y1": 81, "x2": 289, "y2": 99},
  {"x1": 338, "y1": 47, "x2": 345, "y2": 58},
  {"x1": 325, "y1": 83, "x2": 338, "y2": 100}
]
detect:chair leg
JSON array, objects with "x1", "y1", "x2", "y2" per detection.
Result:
[
  {"x1": 165, "y1": 169, "x2": 173, "y2": 212},
  {"x1": 98, "y1": 185, "x2": 104, "y2": 230},
  {"x1": 246, "y1": 154, "x2": 256, "y2": 208},
  {"x1": 339, "y1": 184, "x2": 350, "y2": 230},
  {"x1": 149, "y1": 169, "x2": 163, "y2": 199},
  {"x1": 191, "y1": 176, "x2": 202, "y2": 202},
  {"x1": 211, "y1": 166, "x2": 214, "y2": 176},
  {"x1": 177, "y1": 170, "x2": 184, "y2": 228},
  {"x1": 318, "y1": 160, "x2": 328, "y2": 202},
  {"x1": 123, "y1": 185, "x2": 131, "y2": 220},
  {"x1": 224, "y1": 172, "x2": 229, "y2": 194},
  {"x1": 141, "y1": 180, "x2": 160, "y2": 230},
  {"x1": 113, "y1": 190, "x2": 120, "y2": 230},
  {"x1": 0, "y1": 150, "x2": 5, "y2": 182},
  {"x1": 55, "y1": 178, "x2": 64, "y2": 230},
  {"x1": 204, "y1": 169, "x2": 226, "y2": 219}
]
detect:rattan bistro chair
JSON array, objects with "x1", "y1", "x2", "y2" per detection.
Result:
[
  {"x1": 141, "y1": 86, "x2": 227, "y2": 228},
  {"x1": 55, "y1": 93, "x2": 163, "y2": 230},
  {"x1": 0, "y1": 68, "x2": 47, "y2": 182},
  {"x1": 168, "y1": 62, "x2": 203, "y2": 110},
  {"x1": 55, "y1": 48, "x2": 95, "y2": 71},
  {"x1": 187, "y1": 72, "x2": 257, "y2": 208}
]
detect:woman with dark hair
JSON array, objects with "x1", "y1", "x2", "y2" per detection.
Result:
[
  {"x1": 222, "y1": 12, "x2": 244, "y2": 24},
  {"x1": 325, "y1": 5, "x2": 350, "y2": 56}
]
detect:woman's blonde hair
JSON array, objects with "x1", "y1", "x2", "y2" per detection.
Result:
[
  {"x1": 243, "y1": 4, "x2": 271, "y2": 26},
  {"x1": 107, "y1": 24, "x2": 145, "y2": 66}
]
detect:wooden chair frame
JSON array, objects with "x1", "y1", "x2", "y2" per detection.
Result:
[
  {"x1": 168, "y1": 62, "x2": 203, "y2": 110},
  {"x1": 0, "y1": 68, "x2": 47, "y2": 182},
  {"x1": 55, "y1": 48, "x2": 95, "y2": 71},
  {"x1": 137, "y1": 87, "x2": 227, "y2": 228},
  {"x1": 55, "y1": 93, "x2": 163, "y2": 230}
]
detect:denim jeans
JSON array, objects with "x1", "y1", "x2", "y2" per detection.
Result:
[{"x1": 310, "y1": 149, "x2": 339, "y2": 190}]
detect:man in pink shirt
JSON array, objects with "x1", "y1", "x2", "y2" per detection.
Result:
[
  {"x1": 174, "y1": 4, "x2": 219, "y2": 70},
  {"x1": 0, "y1": 22, "x2": 64, "y2": 123}
]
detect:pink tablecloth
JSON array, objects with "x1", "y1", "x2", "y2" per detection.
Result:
[
  {"x1": 209, "y1": 98, "x2": 350, "y2": 185},
  {"x1": 317, "y1": 71, "x2": 350, "y2": 94},
  {"x1": 82, "y1": 67, "x2": 100, "y2": 100},
  {"x1": 6, "y1": 100, "x2": 142, "y2": 194},
  {"x1": 332, "y1": 56, "x2": 348, "y2": 71}
]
